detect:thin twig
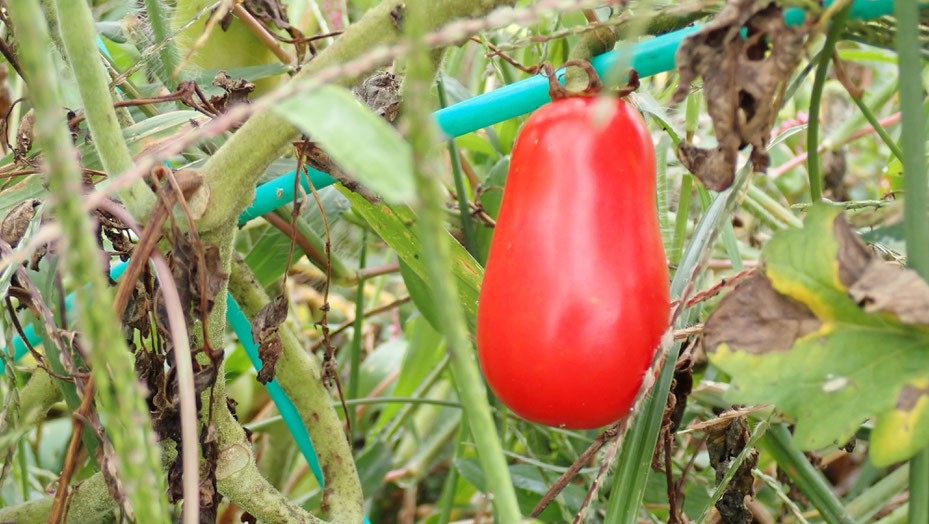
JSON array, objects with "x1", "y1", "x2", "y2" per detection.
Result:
[
  {"x1": 307, "y1": 295, "x2": 411, "y2": 349},
  {"x1": 231, "y1": 3, "x2": 295, "y2": 65},
  {"x1": 530, "y1": 420, "x2": 623, "y2": 517},
  {"x1": 47, "y1": 379, "x2": 96, "y2": 524}
]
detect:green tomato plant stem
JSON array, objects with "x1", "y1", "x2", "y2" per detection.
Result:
[
  {"x1": 893, "y1": 1, "x2": 929, "y2": 522},
  {"x1": 806, "y1": 2, "x2": 852, "y2": 203},
  {"x1": 670, "y1": 174, "x2": 693, "y2": 265},
  {"x1": 402, "y1": 2, "x2": 522, "y2": 522},
  {"x1": 348, "y1": 229, "x2": 368, "y2": 430},
  {"x1": 848, "y1": 94, "x2": 904, "y2": 161},
  {"x1": 7, "y1": 0, "x2": 171, "y2": 521},
  {"x1": 53, "y1": 0, "x2": 154, "y2": 217},
  {"x1": 437, "y1": 74, "x2": 480, "y2": 259},
  {"x1": 143, "y1": 0, "x2": 181, "y2": 90}
]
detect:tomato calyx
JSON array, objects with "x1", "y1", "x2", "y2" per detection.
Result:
[
  {"x1": 541, "y1": 60, "x2": 641, "y2": 101},
  {"x1": 541, "y1": 60, "x2": 602, "y2": 100}
]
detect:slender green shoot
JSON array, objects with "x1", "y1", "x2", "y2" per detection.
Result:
[{"x1": 807, "y1": 3, "x2": 852, "y2": 202}]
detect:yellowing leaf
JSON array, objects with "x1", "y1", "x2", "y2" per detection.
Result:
[{"x1": 704, "y1": 203, "x2": 929, "y2": 465}]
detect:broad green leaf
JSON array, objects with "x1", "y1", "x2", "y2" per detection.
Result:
[
  {"x1": 454, "y1": 134, "x2": 498, "y2": 159},
  {"x1": 244, "y1": 187, "x2": 350, "y2": 286},
  {"x1": 705, "y1": 204, "x2": 929, "y2": 465},
  {"x1": 371, "y1": 315, "x2": 445, "y2": 434},
  {"x1": 455, "y1": 458, "x2": 583, "y2": 520},
  {"x1": 475, "y1": 156, "x2": 509, "y2": 264},
  {"x1": 0, "y1": 175, "x2": 46, "y2": 218},
  {"x1": 339, "y1": 188, "x2": 483, "y2": 330},
  {"x1": 79, "y1": 110, "x2": 207, "y2": 171},
  {"x1": 275, "y1": 85, "x2": 415, "y2": 203}
]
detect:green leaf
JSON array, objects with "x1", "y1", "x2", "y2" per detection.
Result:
[
  {"x1": 340, "y1": 189, "x2": 483, "y2": 331},
  {"x1": 371, "y1": 315, "x2": 445, "y2": 434},
  {"x1": 705, "y1": 204, "x2": 929, "y2": 465},
  {"x1": 275, "y1": 85, "x2": 416, "y2": 203}
]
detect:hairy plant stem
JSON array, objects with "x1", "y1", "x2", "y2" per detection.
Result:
[
  {"x1": 194, "y1": 0, "x2": 516, "y2": 233},
  {"x1": 143, "y1": 0, "x2": 181, "y2": 90},
  {"x1": 53, "y1": 0, "x2": 154, "y2": 217},
  {"x1": 402, "y1": 2, "x2": 522, "y2": 522},
  {"x1": 893, "y1": 1, "x2": 929, "y2": 522},
  {"x1": 229, "y1": 255, "x2": 366, "y2": 523},
  {"x1": 7, "y1": 0, "x2": 170, "y2": 521}
]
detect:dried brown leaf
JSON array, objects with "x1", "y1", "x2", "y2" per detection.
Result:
[
  {"x1": 704, "y1": 414, "x2": 757, "y2": 524},
  {"x1": 256, "y1": 334, "x2": 283, "y2": 385},
  {"x1": 210, "y1": 72, "x2": 255, "y2": 113},
  {"x1": 16, "y1": 108, "x2": 33, "y2": 155},
  {"x1": 672, "y1": 0, "x2": 806, "y2": 190},
  {"x1": 251, "y1": 294, "x2": 288, "y2": 343},
  {"x1": 1, "y1": 198, "x2": 39, "y2": 248},
  {"x1": 354, "y1": 71, "x2": 402, "y2": 123},
  {"x1": 244, "y1": 0, "x2": 290, "y2": 30},
  {"x1": 849, "y1": 261, "x2": 929, "y2": 326},
  {"x1": 702, "y1": 273, "x2": 822, "y2": 355}
]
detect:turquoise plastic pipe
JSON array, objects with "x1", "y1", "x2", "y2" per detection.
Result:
[{"x1": 242, "y1": 0, "x2": 896, "y2": 223}]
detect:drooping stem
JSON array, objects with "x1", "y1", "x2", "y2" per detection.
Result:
[
  {"x1": 401, "y1": 2, "x2": 522, "y2": 522},
  {"x1": 893, "y1": 0, "x2": 929, "y2": 522},
  {"x1": 53, "y1": 0, "x2": 154, "y2": 216},
  {"x1": 7, "y1": 0, "x2": 170, "y2": 521},
  {"x1": 806, "y1": 2, "x2": 851, "y2": 202}
]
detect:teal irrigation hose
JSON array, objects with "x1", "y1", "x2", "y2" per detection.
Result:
[
  {"x1": 240, "y1": 0, "x2": 897, "y2": 223},
  {"x1": 5, "y1": 0, "x2": 899, "y2": 516}
]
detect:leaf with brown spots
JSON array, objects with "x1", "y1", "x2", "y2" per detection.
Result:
[
  {"x1": 210, "y1": 72, "x2": 256, "y2": 113},
  {"x1": 705, "y1": 204, "x2": 929, "y2": 465},
  {"x1": 671, "y1": 0, "x2": 807, "y2": 190},
  {"x1": 251, "y1": 294, "x2": 288, "y2": 383}
]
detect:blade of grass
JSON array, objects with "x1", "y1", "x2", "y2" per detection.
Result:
[
  {"x1": 348, "y1": 229, "x2": 368, "y2": 432},
  {"x1": 670, "y1": 174, "x2": 693, "y2": 266},
  {"x1": 845, "y1": 463, "x2": 908, "y2": 522},
  {"x1": 807, "y1": 2, "x2": 852, "y2": 202},
  {"x1": 759, "y1": 424, "x2": 855, "y2": 524},
  {"x1": 894, "y1": 0, "x2": 929, "y2": 521}
]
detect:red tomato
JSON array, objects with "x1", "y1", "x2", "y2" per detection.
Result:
[{"x1": 477, "y1": 96, "x2": 670, "y2": 429}]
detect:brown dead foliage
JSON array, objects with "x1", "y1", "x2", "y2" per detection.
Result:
[
  {"x1": 704, "y1": 413, "x2": 758, "y2": 524},
  {"x1": 250, "y1": 294, "x2": 289, "y2": 384},
  {"x1": 672, "y1": 0, "x2": 807, "y2": 190}
]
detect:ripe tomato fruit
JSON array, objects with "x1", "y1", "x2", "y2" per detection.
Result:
[{"x1": 477, "y1": 96, "x2": 669, "y2": 429}]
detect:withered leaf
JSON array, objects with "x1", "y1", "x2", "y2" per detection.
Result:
[
  {"x1": 251, "y1": 294, "x2": 288, "y2": 343},
  {"x1": 1, "y1": 198, "x2": 40, "y2": 248},
  {"x1": 244, "y1": 0, "x2": 291, "y2": 31},
  {"x1": 672, "y1": 0, "x2": 806, "y2": 190},
  {"x1": 354, "y1": 71, "x2": 402, "y2": 123},
  {"x1": 96, "y1": 439, "x2": 135, "y2": 521},
  {"x1": 704, "y1": 414, "x2": 758, "y2": 524},
  {"x1": 833, "y1": 210, "x2": 929, "y2": 326},
  {"x1": 702, "y1": 273, "x2": 822, "y2": 355},
  {"x1": 251, "y1": 295, "x2": 288, "y2": 383},
  {"x1": 834, "y1": 214, "x2": 872, "y2": 287},
  {"x1": 16, "y1": 108, "x2": 34, "y2": 155},
  {"x1": 210, "y1": 72, "x2": 255, "y2": 113},
  {"x1": 256, "y1": 334, "x2": 283, "y2": 385},
  {"x1": 849, "y1": 261, "x2": 929, "y2": 326}
]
